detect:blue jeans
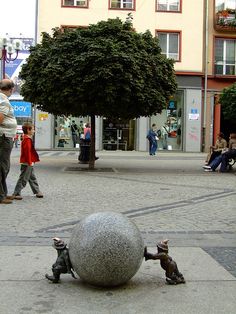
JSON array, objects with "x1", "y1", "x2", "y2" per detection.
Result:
[
  {"x1": 210, "y1": 150, "x2": 236, "y2": 172},
  {"x1": 209, "y1": 154, "x2": 222, "y2": 171},
  {"x1": 150, "y1": 140, "x2": 158, "y2": 155}
]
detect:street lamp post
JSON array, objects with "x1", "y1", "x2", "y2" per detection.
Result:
[{"x1": 0, "y1": 37, "x2": 23, "y2": 79}]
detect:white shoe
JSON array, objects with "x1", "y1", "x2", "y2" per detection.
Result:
[
  {"x1": 204, "y1": 169, "x2": 213, "y2": 172},
  {"x1": 203, "y1": 165, "x2": 211, "y2": 169}
]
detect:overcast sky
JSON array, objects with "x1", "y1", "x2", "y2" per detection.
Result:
[{"x1": 0, "y1": 0, "x2": 36, "y2": 38}]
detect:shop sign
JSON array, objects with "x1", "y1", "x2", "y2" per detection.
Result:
[
  {"x1": 39, "y1": 113, "x2": 49, "y2": 121},
  {"x1": 189, "y1": 108, "x2": 199, "y2": 120},
  {"x1": 10, "y1": 100, "x2": 32, "y2": 117},
  {"x1": 168, "y1": 100, "x2": 177, "y2": 110}
]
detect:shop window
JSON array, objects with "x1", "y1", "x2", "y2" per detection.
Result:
[
  {"x1": 156, "y1": 0, "x2": 181, "y2": 12},
  {"x1": 62, "y1": 0, "x2": 88, "y2": 7},
  {"x1": 214, "y1": 38, "x2": 236, "y2": 75},
  {"x1": 109, "y1": 0, "x2": 134, "y2": 10},
  {"x1": 103, "y1": 118, "x2": 135, "y2": 151},
  {"x1": 54, "y1": 116, "x2": 88, "y2": 148},
  {"x1": 156, "y1": 31, "x2": 180, "y2": 61},
  {"x1": 151, "y1": 90, "x2": 184, "y2": 151}
]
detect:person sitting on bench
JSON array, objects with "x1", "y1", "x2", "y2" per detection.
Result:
[{"x1": 203, "y1": 133, "x2": 236, "y2": 172}]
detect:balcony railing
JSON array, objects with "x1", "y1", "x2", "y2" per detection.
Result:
[{"x1": 215, "y1": 9, "x2": 236, "y2": 32}]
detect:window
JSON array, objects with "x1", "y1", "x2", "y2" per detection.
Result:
[
  {"x1": 62, "y1": 0, "x2": 88, "y2": 7},
  {"x1": 156, "y1": 31, "x2": 180, "y2": 61},
  {"x1": 215, "y1": 38, "x2": 236, "y2": 75},
  {"x1": 110, "y1": 0, "x2": 134, "y2": 10},
  {"x1": 61, "y1": 25, "x2": 87, "y2": 31},
  {"x1": 156, "y1": 0, "x2": 180, "y2": 12}
]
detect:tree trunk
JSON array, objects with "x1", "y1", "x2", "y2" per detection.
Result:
[{"x1": 89, "y1": 114, "x2": 96, "y2": 170}]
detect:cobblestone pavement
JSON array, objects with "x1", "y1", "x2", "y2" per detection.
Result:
[{"x1": 1, "y1": 149, "x2": 236, "y2": 278}]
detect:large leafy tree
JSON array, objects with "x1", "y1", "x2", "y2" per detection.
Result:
[
  {"x1": 20, "y1": 17, "x2": 177, "y2": 168},
  {"x1": 220, "y1": 82, "x2": 236, "y2": 120}
]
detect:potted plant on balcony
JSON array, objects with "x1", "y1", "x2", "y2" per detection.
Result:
[{"x1": 216, "y1": 8, "x2": 236, "y2": 30}]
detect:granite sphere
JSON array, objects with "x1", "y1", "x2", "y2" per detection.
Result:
[{"x1": 69, "y1": 212, "x2": 144, "y2": 287}]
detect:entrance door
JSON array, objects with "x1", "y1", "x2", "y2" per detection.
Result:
[{"x1": 102, "y1": 118, "x2": 135, "y2": 151}]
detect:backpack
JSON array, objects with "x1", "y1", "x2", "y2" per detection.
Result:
[
  {"x1": 85, "y1": 131, "x2": 91, "y2": 140},
  {"x1": 157, "y1": 129, "x2": 161, "y2": 137}
]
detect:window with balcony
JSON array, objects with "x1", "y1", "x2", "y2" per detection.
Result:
[
  {"x1": 156, "y1": 31, "x2": 180, "y2": 61},
  {"x1": 110, "y1": 0, "x2": 134, "y2": 10},
  {"x1": 62, "y1": 0, "x2": 88, "y2": 7},
  {"x1": 215, "y1": 0, "x2": 236, "y2": 30},
  {"x1": 215, "y1": 38, "x2": 236, "y2": 75},
  {"x1": 156, "y1": 0, "x2": 181, "y2": 12}
]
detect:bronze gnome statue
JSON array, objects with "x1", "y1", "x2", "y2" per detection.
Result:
[
  {"x1": 45, "y1": 237, "x2": 76, "y2": 283},
  {"x1": 144, "y1": 239, "x2": 185, "y2": 285}
]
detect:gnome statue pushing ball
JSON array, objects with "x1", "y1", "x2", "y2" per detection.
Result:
[
  {"x1": 144, "y1": 239, "x2": 185, "y2": 285},
  {"x1": 45, "y1": 237, "x2": 76, "y2": 283}
]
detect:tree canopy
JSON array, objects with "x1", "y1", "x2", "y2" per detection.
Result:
[
  {"x1": 20, "y1": 17, "x2": 177, "y2": 119},
  {"x1": 220, "y1": 82, "x2": 236, "y2": 120}
]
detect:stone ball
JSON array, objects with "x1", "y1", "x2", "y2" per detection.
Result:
[{"x1": 69, "y1": 212, "x2": 144, "y2": 287}]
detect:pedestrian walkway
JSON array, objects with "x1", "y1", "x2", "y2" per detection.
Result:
[{"x1": 0, "y1": 151, "x2": 235, "y2": 313}]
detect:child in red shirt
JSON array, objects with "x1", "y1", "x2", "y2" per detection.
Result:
[{"x1": 12, "y1": 122, "x2": 43, "y2": 200}]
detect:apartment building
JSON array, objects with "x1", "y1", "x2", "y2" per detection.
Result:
[
  {"x1": 204, "y1": 0, "x2": 236, "y2": 151},
  {"x1": 35, "y1": 0, "x2": 206, "y2": 152}
]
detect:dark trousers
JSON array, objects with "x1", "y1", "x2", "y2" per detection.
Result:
[
  {"x1": 0, "y1": 135, "x2": 13, "y2": 201},
  {"x1": 13, "y1": 164, "x2": 40, "y2": 196},
  {"x1": 72, "y1": 133, "x2": 78, "y2": 148}
]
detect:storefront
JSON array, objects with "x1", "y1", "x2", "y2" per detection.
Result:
[
  {"x1": 52, "y1": 116, "x2": 136, "y2": 151},
  {"x1": 34, "y1": 76, "x2": 202, "y2": 152}
]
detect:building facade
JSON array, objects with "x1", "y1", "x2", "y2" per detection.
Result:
[
  {"x1": 34, "y1": 0, "x2": 230, "y2": 152},
  {"x1": 203, "y1": 0, "x2": 236, "y2": 151}
]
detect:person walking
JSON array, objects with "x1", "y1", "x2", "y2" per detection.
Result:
[
  {"x1": 70, "y1": 120, "x2": 78, "y2": 148},
  {"x1": 161, "y1": 123, "x2": 168, "y2": 150},
  {"x1": 12, "y1": 122, "x2": 43, "y2": 200},
  {"x1": 14, "y1": 133, "x2": 19, "y2": 148},
  {"x1": 147, "y1": 123, "x2": 159, "y2": 156},
  {"x1": 78, "y1": 121, "x2": 84, "y2": 140},
  {"x1": 0, "y1": 79, "x2": 17, "y2": 204}
]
